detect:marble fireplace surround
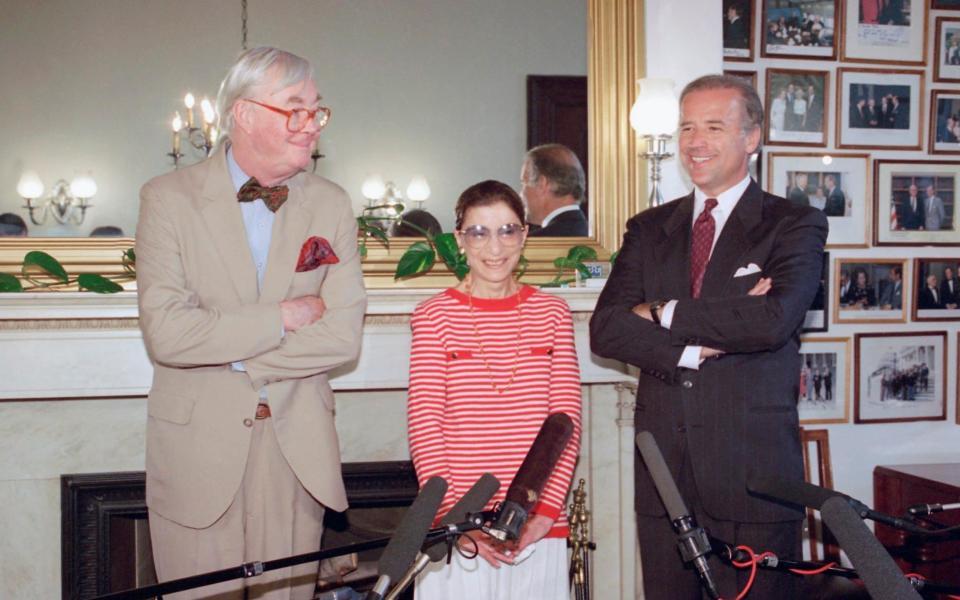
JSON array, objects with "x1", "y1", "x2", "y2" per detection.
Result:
[{"x1": 0, "y1": 288, "x2": 640, "y2": 600}]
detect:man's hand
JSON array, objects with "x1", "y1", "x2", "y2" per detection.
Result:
[
  {"x1": 632, "y1": 302, "x2": 654, "y2": 321},
  {"x1": 279, "y1": 295, "x2": 326, "y2": 332},
  {"x1": 748, "y1": 277, "x2": 772, "y2": 296}
]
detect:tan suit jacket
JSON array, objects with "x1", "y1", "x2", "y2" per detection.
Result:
[{"x1": 136, "y1": 145, "x2": 366, "y2": 528}]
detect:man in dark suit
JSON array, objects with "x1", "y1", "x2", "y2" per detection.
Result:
[
  {"x1": 823, "y1": 174, "x2": 846, "y2": 216},
  {"x1": 919, "y1": 274, "x2": 944, "y2": 309},
  {"x1": 590, "y1": 74, "x2": 826, "y2": 599},
  {"x1": 724, "y1": 4, "x2": 749, "y2": 49},
  {"x1": 897, "y1": 183, "x2": 924, "y2": 230},
  {"x1": 787, "y1": 172, "x2": 809, "y2": 208},
  {"x1": 521, "y1": 143, "x2": 589, "y2": 236},
  {"x1": 940, "y1": 266, "x2": 959, "y2": 309}
]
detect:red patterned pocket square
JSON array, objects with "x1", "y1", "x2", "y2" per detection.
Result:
[{"x1": 296, "y1": 236, "x2": 339, "y2": 272}]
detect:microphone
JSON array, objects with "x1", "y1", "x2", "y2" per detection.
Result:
[
  {"x1": 820, "y1": 496, "x2": 922, "y2": 600},
  {"x1": 487, "y1": 413, "x2": 575, "y2": 542},
  {"x1": 747, "y1": 476, "x2": 929, "y2": 535},
  {"x1": 907, "y1": 502, "x2": 960, "y2": 517},
  {"x1": 383, "y1": 474, "x2": 501, "y2": 600},
  {"x1": 635, "y1": 431, "x2": 720, "y2": 600},
  {"x1": 367, "y1": 476, "x2": 447, "y2": 600}
]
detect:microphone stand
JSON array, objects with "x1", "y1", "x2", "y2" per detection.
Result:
[
  {"x1": 93, "y1": 537, "x2": 393, "y2": 600},
  {"x1": 94, "y1": 515, "x2": 493, "y2": 600}
]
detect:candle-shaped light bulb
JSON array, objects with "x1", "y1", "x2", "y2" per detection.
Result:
[
  {"x1": 184, "y1": 92, "x2": 196, "y2": 128},
  {"x1": 200, "y1": 98, "x2": 214, "y2": 122},
  {"x1": 69, "y1": 175, "x2": 97, "y2": 199},
  {"x1": 406, "y1": 176, "x2": 431, "y2": 203},
  {"x1": 172, "y1": 113, "x2": 183, "y2": 155}
]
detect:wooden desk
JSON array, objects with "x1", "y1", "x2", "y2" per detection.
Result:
[{"x1": 874, "y1": 463, "x2": 960, "y2": 589}]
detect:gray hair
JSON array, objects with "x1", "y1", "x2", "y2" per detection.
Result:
[
  {"x1": 679, "y1": 74, "x2": 765, "y2": 134},
  {"x1": 523, "y1": 144, "x2": 586, "y2": 202},
  {"x1": 215, "y1": 46, "x2": 314, "y2": 139}
]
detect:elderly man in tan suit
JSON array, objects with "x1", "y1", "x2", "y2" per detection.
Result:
[{"x1": 136, "y1": 47, "x2": 366, "y2": 599}]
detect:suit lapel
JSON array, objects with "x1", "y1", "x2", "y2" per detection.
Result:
[
  {"x1": 700, "y1": 180, "x2": 764, "y2": 297},
  {"x1": 259, "y1": 175, "x2": 312, "y2": 304},
  {"x1": 197, "y1": 147, "x2": 259, "y2": 304},
  {"x1": 656, "y1": 194, "x2": 694, "y2": 299}
]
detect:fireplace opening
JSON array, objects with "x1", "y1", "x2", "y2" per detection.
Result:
[{"x1": 62, "y1": 461, "x2": 419, "y2": 600}]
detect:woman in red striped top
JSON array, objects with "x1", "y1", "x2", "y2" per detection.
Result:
[{"x1": 408, "y1": 180, "x2": 582, "y2": 599}]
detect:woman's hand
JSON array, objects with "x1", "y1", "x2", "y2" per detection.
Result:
[
  {"x1": 457, "y1": 530, "x2": 514, "y2": 568},
  {"x1": 508, "y1": 513, "x2": 555, "y2": 555}
]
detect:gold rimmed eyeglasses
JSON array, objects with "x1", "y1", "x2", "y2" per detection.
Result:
[{"x1": 243, "y1": 99, "x2": 331, "y2": 132}]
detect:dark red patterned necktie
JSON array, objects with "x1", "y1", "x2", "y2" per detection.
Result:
[
  {"x1": 237, "y1": 177, "x2": 289, "y2": 212},
  {"x1": 690, "y1": 198, "x2": 718, "y2": 299}
]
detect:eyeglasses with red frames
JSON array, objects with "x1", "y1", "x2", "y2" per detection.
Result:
[{"x1": 243, "y1": 99, "x2": 331, "y2": 132}]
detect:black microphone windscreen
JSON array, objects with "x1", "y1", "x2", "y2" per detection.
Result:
[
  {"x1": 635, "y1": 431, "x2": 689, "y2": 522},
  {"x1": 747, "y1": 475, "x2": 838, "y2": 510},
  {"x1": 424, "y1": 474, "x2": 501, "y2": 562},
  {"x1": 379, "y1": 476, "x2": 447, "y2": 583},
  {"x1": 503, "y1": 413, "x2": 574, "y2": 509},
  {"x1": 820, "y1": 496, "x2": 921, "y2": 600}
]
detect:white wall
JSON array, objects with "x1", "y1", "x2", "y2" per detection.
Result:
[{"x1": 0, "y1": 0, "x2": 585, "y2": 235}]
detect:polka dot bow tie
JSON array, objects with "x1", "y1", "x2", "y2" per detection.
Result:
[{"x1": 237, "y1": 177, "x2": 289, "y2": 212}]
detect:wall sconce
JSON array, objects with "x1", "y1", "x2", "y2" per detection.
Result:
[
  {"x1": 168, "y1": 92, "x2": 218, "y2": 168},
  {"x1": 360, "y1": 174, "x2": 431, "y2": 231},
  {"x1": 630, "y1": 78, "x2": 679, "y2": 208},
  {"x1": 17, "y1": 171, "x2": 97, "y2": 226}
]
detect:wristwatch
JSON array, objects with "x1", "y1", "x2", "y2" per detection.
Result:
[{"x1": 649, "y1": 300, "x2": 665, "y2": 326}]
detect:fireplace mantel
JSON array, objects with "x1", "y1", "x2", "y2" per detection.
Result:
[{"x1": 0, "y1": 288, "x2": 629, "y2": 399}]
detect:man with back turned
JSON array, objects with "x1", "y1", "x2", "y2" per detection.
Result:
[{"x1": 590, "y1": 74, "x2": 826, "y2": 599}]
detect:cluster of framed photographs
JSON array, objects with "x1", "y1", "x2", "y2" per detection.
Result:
[
  {"x1": 724, "y1": 0, "x2": 941, "y2": 65},
  {"x1": 799, "y1": 332, "x2": 952, "y2": 425},
  {"x1": 724, "y1": 4, "x2": 960, "y2": 154}
]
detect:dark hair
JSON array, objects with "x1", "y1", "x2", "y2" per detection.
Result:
[
  {"x1": 680, "y1": 73, "x2": 764, "y2": 134},
  {"x1": 391, "y1": 209, "x2": 442, "y2": 237},
  {"x1": 454, "y1": 180, "x2": 525, "y2": 230},
  {"x1": 892, "y1": 265, "x2": 902, "y2": 278},
  {"x1": 0, "y1": 212, "x2": 28, "y2": 236},
  {"x1": 89, "y1": 225, "x2": 125, "y2": 237},
  {"x1": 524, "y1": 144, "x2": 585, "y2": 202}
]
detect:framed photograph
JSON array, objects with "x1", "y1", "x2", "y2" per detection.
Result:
[
  {"x1": 836, "y1": 68, "x2": 923, "y2": 150},
  {"x1": 724, "y1": 69, "x2": 758, "y2": 90},
  {"x1": 933, "y1": 0, "x2": 960, "y2": 10},
  {"x1": 798, "y1": 337, "x2": 850, "y2": 424},
  {"x1": 765, "y1": 69, "x2": 829, "y2": 146},
  {"x1": 724, "y1": 0, "x2": 755, "y2": 61},
  {"x1": 934, "y1": 17, "x2": 960, "y2": 83},
  {"x1": 929, "y1": 90, "x2": 960, "y2": 154},
  {"x1": 841, "y1": 0, "x2": 928, "y2": 64},
  {"x1": 854, "y1": 331, "x2": 947, "y2": 424},
  {"x1": 768, "y1": 153, "x2": 870, "y2": 247},
  {"x1": 873, "y1": 160, "x2": 960, "y2": 245},
  {"x1": 803, "y1": 252, "x2": 830, "y2": 332},
  {"x1": 912, "y1": 258, "x2": 960, "y2": 321},
  {"x1": 761, "y1": 0, "x2": 838, "y2": 59},
  {"x1": 834, "y1": 258, "x2": 908, "y2": 324}
]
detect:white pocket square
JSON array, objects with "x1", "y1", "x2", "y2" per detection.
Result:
[{"x1": 734, "y1": 263, "x2": 762, "y2": 278}]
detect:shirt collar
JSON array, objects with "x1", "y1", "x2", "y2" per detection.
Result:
[
  {"x1": 693, "y1": 173, "x2": 751, "y2": 219},
  {"x1": 541, "y1": 203, "x2": 582, "y2": 228},
  {"x1": 225, "y1": 144, "x2": 251, "y2": 193}
]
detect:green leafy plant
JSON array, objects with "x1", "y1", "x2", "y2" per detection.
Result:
[
  {"x1": 543, "y1": 245, "x2": 598, "y2": 287},
  {"x1": 0, "y1": 249, "x2": 135, "y2": 293}
]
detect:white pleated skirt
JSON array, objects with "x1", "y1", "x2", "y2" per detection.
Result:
[{"x1": 414, "y1": 537, "x2": 570, "y2": 600}]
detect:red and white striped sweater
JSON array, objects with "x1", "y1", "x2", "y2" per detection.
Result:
[{"x1": 407, "y1": 285, "x2": 582, "y2": 537}]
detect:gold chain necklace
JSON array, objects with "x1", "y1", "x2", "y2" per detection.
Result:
[{"x1": 465, "y1": 278, "x2": 524, "y2": 394}]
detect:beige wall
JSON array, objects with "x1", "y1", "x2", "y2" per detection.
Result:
[{"x1": 0, "y1": 0, "x2": 585, "y2": 236}]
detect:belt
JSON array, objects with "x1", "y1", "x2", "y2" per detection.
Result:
[{"x1": 255, "y1": 403, "x2": 272, "y2": 419}]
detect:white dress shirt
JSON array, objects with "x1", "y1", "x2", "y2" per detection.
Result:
[{"x1": 660, "y1": 174, "x2": 752, "y2": 370}]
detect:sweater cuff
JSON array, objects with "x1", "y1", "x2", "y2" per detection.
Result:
[{"x1": 531, "y1": 501, "x2": 562, "y2": 521}]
